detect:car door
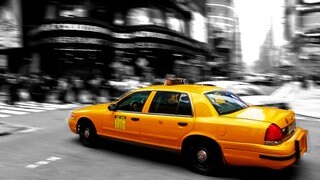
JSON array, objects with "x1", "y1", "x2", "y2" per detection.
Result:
[
  {"x1": 140, "y1": 91, "x2": 194, "y2": 149},
  {"x1": 102, "y1": 91, "x2": 151, "y2": 142}
]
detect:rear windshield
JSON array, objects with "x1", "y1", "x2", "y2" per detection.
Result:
[{"x1": 205, "y1": 90, "x2": 249, "y2": 115}]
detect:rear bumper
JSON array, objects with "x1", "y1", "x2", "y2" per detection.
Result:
[
  {"x1": 259, "y1": 139, "x2": 306, "y2": 161},
  {"x1": 222, "y1": 128, "x2": 308, "y2": 169}
]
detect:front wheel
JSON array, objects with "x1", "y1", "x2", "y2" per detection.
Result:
[
  {"x1": 183, "y1": 141, "x2": 225, "y2": 176},
  {"x1": 78, "y1": 122, "x2": 97, "y2": 147}
]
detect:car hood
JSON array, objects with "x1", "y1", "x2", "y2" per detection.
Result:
[
  {"x1": 222, "y1": 106, "x2": 295, "y2": 125},
  {"x1": 73, "y1": 103, "x2": 110, "y2": 112},
  {"x1": 240, "y1": 95, "x2": 288, "y2": 106}
]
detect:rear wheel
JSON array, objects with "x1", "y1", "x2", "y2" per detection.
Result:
[
  {"x1": 78, "y1": 122, "x2": 97, "y2": 147},
  {"x1": 183, "y1": 140, "x2": 225, "y2": 176}
]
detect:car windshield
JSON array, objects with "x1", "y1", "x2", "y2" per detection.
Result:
[{"x1": 205, "y1": 90, "x2": 249, "y2": 115}]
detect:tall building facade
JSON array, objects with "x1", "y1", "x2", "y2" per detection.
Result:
[
  {"x1": 12, "y1": 0, "x2": 209, "y2": 81},
  {"x1": 205, "y1": 0, "x2": 242, "y2": 77},
  {"x1": 0, "y1": 0, "x2": 22, "y2": 72},
  {"x1": 285, "y1": 0, "x2": 320, "y2": 77}
]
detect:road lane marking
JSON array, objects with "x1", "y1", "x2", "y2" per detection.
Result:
[
  {"x1": 26, "y1": 164, "x2": 39, "y2": 169},
  {"x1": 18, "y1": 127, "x2": 42, "y2": 133},
  {"x1": 26, "y1": 156, "x2": 62, "y2": 169},
  {"x1": 46, "y1": 157, "x2": 61, "y2": 161},
  {"x1": 36, "y1": 161, "x2": 50, "y2": 165}
]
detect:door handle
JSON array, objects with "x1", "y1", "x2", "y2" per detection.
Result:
[
  {"x1": 178, "y1": 122, "x2": 188, "y2": 127},
  {"x1": 131, "y1": 117, "x2": 140, "y2": 121}
]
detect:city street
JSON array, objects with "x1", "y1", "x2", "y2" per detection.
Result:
[
  {"x1": 1, "y1": 0, "x2": 320, "y2": 179},
  {"x1": 0, "y1": 105, "x2": 319, "y2": 180}
]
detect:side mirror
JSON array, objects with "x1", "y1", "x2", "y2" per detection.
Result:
[{"x1": 108, "y1": 104, "x2": 117, "y2": 111}]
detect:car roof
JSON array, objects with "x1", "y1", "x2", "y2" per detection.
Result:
[
  {"x1": 196, "y1": 80, "x2": 250, "y2": 87},
  {"x1": 136, "y1": 84, "x2": 223, "y2": 94}
]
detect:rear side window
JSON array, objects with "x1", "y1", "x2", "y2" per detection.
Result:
[{"x1": 149, "y1": 91, "x2": 192, "y2": 116}]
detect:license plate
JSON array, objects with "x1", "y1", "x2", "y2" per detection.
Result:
[
  {"x1": 288, "y1": 122, "x2": 295, "y2": 135},
  {"x1": 300, "y1": 134, "x2": 307, "y2": 151}
]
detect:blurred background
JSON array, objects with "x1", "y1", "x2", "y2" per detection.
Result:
[
  {"x1": 0, "y1": 0, "x2": 319, "y2": 106},
  {"x1": 1, "y1": 1, "x2": 320, "y2": 179}
]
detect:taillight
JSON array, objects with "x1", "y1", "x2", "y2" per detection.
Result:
[{"x1": 264, "y1": 123, "x2": 283, "y2": 145}]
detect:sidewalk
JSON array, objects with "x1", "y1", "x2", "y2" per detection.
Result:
[
  {"x1": 291, "y1": 83, "x2": 320, "y2": 119},
  {"x1": 273, "y1": 81, "x2": 320, "y2": 119}
]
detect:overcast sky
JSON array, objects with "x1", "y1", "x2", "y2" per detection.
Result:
[{"x1": 234, "y1": 0, "x2": 286, "y2": 66}]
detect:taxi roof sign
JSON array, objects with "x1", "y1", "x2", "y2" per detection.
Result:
[{"x1": 164, "y1": 78, "x2": 188, "y2": 85}]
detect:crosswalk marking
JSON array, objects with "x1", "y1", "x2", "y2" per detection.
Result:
[
  {"x1": 14, "y1": 102, "x2": 57, "y2": 110},
  {"x1": 0, "y1": 114, "x2": 10, "y2": 118},
  {"x1": 0, "y1": 110, "x2": 28, "y2": 115},
  {"x1": 0, "y1": 101, "x2": 81, "y2": 118},
  {"x1": 0, "y1": 105, "x2": 44, "y2": 112},
  {"x1": 13, "y1": 104, "x2": 56, "y2": 110}
]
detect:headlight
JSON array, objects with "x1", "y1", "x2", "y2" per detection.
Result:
[{"x1": 70, "y1": 113, "x2": 76, "y2": 120}]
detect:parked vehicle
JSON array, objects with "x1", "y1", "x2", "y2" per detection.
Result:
[{"x1": 195, "y1": 80, "x2": 290, "y2": 109}]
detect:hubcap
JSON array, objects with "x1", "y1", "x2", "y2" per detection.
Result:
[
  {"x1": 197, "y1": 149, "x2": 208, "y2": 162},
  {"x1": 84, "y1": 128, "x2": 90, "y2": 139}
]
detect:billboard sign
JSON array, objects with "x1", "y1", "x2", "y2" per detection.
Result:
[
  {"x1": 302, "y1": 0, "x2": 320, "y2": 3},
  {"x1": 0, "y1": 0, "x2": 22, "y2": 49}
]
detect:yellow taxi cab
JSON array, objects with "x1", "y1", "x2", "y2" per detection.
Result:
[{"x1": 68, "y1": 83, "x2": 308, "y2": 175}]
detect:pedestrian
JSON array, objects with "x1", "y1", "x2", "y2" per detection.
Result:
[
  {"x1": 89, "y1": 75, "x2": 101, "y2": 104},
  {"x1": 71, "y1": 76, "x2": 82, "y2": 103},
  {"x1": 57, "y1": 77, "x2": 69, "y2": 103},
  {"x1": 7, "y1": 74, "x2": 20, "y2": 105}
]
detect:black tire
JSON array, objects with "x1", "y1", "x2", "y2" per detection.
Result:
[
  {"x1": 78, "y1": 122, "x2": 97, "y2": 147},
  {"x1": 183, "y1": 140, "x2": 225, "y2": 176}
]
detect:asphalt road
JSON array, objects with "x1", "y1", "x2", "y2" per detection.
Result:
[{"x1": 0, "y1": 107, "x2": 319, "y2": 180}]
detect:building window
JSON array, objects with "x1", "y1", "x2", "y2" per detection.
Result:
[
  {"x1": 45, "y1": 4, "x2": 57, "y2": 19},
  {"x1": 302, "y1": 12, "x2": 320, "y2": 30},
  {"x1": 114, "y1": 12, "x2": 125, "y2": 25},
  {"x1": 149, "y1": 8, "x2": 166, "y2": 27},
  {"x1": 58, "y1": 5, "x2": 88, "y2": 18},
  {"x1": 127, "y1": 8, "x2": 152, "y2": 26},
  {"x1": 166, "y1": 12, "x2": 185, "y2": 33}
]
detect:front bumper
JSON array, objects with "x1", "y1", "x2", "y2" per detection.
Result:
[{"x1": 68, "y1": 117, "x2": 78, "y2": 134}]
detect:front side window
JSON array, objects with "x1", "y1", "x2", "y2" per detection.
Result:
[
  {"x1": 205, "y1": 90, "x2": 248, "y2": 115},
  {"x1": 149, "y1": 91, "x2": 192, "y2": 116},
  {"x1": 116, "y1": 91, "x2": 151, "y2": 112}
]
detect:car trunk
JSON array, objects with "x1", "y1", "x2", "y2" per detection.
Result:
[{"x1": 222, "y1": 106, "x2": 296, "y2": 140}]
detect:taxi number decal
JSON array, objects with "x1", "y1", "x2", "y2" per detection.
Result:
[{"x1": 114, "y1": 115, "x2": 126, "y2": 130}]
